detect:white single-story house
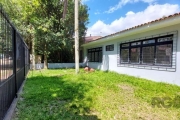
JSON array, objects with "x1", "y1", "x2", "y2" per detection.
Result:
[{"x1": 82, "y1": 12, "x2": 180, "y2": 86}]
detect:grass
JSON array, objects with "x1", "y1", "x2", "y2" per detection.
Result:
[{"x1": 13, "y1": 69, "x2": 180, "y2": 120}]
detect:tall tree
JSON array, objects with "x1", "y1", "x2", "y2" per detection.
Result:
[
  {"x1": 34, "y1": 0, "x2": 89, "y2": 68},
  {"x1": 0, "y1": 0, "x2": 39, "y2": 69},
  {"x1": 0, "y1": 0, "x2": 89, "y2": 69}
]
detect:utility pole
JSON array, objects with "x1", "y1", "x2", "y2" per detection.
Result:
[{"x1": 75, "y1": 0, "x2": 79, "y2": 74}]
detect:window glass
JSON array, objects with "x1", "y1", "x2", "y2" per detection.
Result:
[
  {"x1": 88, "y1": 52, "x2": 91, "y2": 61},
  {"x1": 156, "y1": 44, "x2": 172, "y2": 65},
  {"x1": 106, "y1": 46, "x2": 109, "y2": 51},
  {"x1": 91, "y1": 52, "x2": 94, "y2": 62},
  {"x1": 158, "y1": 36, "x2": 173, "y2": 42},
  {"x1": 119, "y1": 34, "x2": 173, "y2": 67},
  {"x1": 121, "y1": 49, "x2": 129, "y2": 63},
  {"x1": 99, "y1": 51, "x2": 102, "y2": 62},
  {"x1": 95, "y1": 52, "x2": 98, "y2": 62},
  {"x1": 87, "y1": 47, "x2": 102, "y2": 62},
  {"x1": 143, "y1": 39, "x2": 155, "y2": 44},
  {"x1": 142, "y1": 46, "x2": 154, "y2": 64},
  {"x1": 122, "y1": 43, "x2": 129, "y2": 47},
  {"x1": 130, "y1": 48, "x2": 140, "y2": 63},
  {"x1": 110, "y1": 45, "x2": 114, "y2": 51},
  {"x1": 106, "y1": 44, "x2": 114, "y2": 51},
  {"x1": 131, "y1": 42, "x2": 141, "y2": 46}
]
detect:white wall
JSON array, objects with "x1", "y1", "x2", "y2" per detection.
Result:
[
  {"x1": 48, "y1": 63, "x2": 84, "y2": 69},
  {"x1": 84, "y1": 24, "x2": 180, "y2": 86},
  {"x1": 30, "y1": 63, "x2": 85, "y2": 69},
  {"x1": 30, "y1": 63, "x2": 44, "y2": 70}
]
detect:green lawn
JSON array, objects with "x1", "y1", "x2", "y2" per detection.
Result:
[{"x1": 13, "y1": 69, "x2": 180, "y2": 120}]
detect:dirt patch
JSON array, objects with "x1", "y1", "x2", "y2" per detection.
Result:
[
  {"x1": 118, "y1": 84, "x2": 134, "y2": 95},
  {"x1": 109, "y1": 84, "x2": 180, "y2": 120}
]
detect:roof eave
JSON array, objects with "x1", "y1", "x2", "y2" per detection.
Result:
[{"x1": 82, "y1": 16, "x2": 180, "y2": 47}]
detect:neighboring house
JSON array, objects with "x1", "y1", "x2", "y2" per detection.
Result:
[
  {"x1": 84, "y1": 35, "x2": 102, "y2": 43},
  {"x1": 82, "y1": 13, "x2": 180, "y2": 86}
]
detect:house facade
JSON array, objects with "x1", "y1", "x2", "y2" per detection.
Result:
[{"x1": 82, "y1": 13, "x2": 180, "y2": 86}]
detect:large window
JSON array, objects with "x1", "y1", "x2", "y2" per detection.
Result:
[
  {"x1": 88, "y1": 47, "x2": 102, "y2": 62},
  {"x1": 120, "y1": 35, "x2": 173, "y2": 66}
]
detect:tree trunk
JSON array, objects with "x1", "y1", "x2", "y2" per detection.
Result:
[
  {"x1": 63, "y1": 0, "x2": 68, "y2": 19},
  {"x1": 43, "y1": 44, "x2": 48, "y2": 69},
  {"x1": 44, "y1": 54, "x2": 48, "y2": 69},
  {"x1": 32, "y1": 37, "x2": 35, "y2": 70}
]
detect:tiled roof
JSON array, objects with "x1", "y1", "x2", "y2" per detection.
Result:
[
  {"x1": 84, "y1": 36, "x2": 102, "y2": 43},
  {"x1": 86, "y1": 12, "x2": 180, "y2": 43}
]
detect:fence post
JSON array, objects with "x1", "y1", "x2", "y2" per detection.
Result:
[
  {"x1": 24, "y1": 45, "x2": 25, "y2": 77},
  {"x1": 12, "y1": 28, "x2": 17, "y2": 97}
]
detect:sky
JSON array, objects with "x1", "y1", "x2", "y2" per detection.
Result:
[{"x1": 82, "y1": 0, "x2": 180, "y2": 37}]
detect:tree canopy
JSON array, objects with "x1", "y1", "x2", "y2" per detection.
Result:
[{"x1": 0, "y1": 0, "x2": 89, "y2": 68}]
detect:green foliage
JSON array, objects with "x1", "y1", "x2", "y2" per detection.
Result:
[
  {"x1": 14, "y1": 69, "x2": 180, "y2": 120},
  {"x1": 0, "y1": 0, "x2": 89, "y2": 63}
]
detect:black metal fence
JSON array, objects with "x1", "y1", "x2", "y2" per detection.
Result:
[{"x1": 0, "y1": 5, "x2": 29, "y2": 120}]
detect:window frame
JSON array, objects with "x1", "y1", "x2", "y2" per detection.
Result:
[
  {"x1": 120, "y1": 34, "x2": 173, "y2": 67},
  {"x1": 88, "y1": 47, "x2": 102, "y2": 62},
  {"x1": 106, "y1": 44, "x2": 114, "y2": 51}
]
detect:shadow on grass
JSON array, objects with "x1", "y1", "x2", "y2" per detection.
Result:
[{"x1": 16, "y1": 73, "x2": 100, "y2": 120}]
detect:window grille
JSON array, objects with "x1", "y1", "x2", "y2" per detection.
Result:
[
  {"x1": 142, "y1": 46, "x2": 154, "y2": 64},
  {"x1": 88, "y1": 47, "x2": 102, "y2": 62},
  {"x1": 121, "y1": 49, "x2": 129, "y2": 63},
  {"x1": 130, "y1": 48, "x2": 140, "y2": 63},
  {"x1": 117, "y1": 31, "x2": 177, "y2": 72}
]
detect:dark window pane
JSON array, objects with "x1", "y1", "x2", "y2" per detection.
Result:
[
  {"x1": 158, "y1": 36, "x2": 173, "y2": 42},
  {"x1": 121, "y1": 49, "x2": 129, "y2": 63},
  {"x1": 122, "y1": 43, "x2": 129, "y2": 47},
  {"x1": 143, "y1": 39, "x2": 155, "y2": 44},
  {"x1": 106, "y1": 46, "x2": 109, "y2": 51},
  {"x1": 142, "y1": 46, "x2": 154, "y2": 64},
  {"x1": 99, "y1": 51, "x2": 102, "y2": 62},
  {"x1": 95, "y1": 52, "x2": 98, "y2": 62},
  {"x1": 92, "y1": 52, "x2": 94, "y2": 61},
  {"x1": 156, "y1": 44, "x2": 172, "y2": 65},
  {"x1": 110, "y1": 45, "x2": 114, "y2": 51},
  {"x1": 88, "y1": 52, "x2": 91, "y2": 61},
  {"x1": 130, "y1": 48, "x2": 140, "y2": 63},
  {"x1": 131, "y1": 42, "x2": 141, "y2": 46},
  {"x1": 87, "y1": 47, "x2": 102, "y2": 62},
  {"x1": 106, "y1": 44, "x2": 114, "y2": 51}
]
